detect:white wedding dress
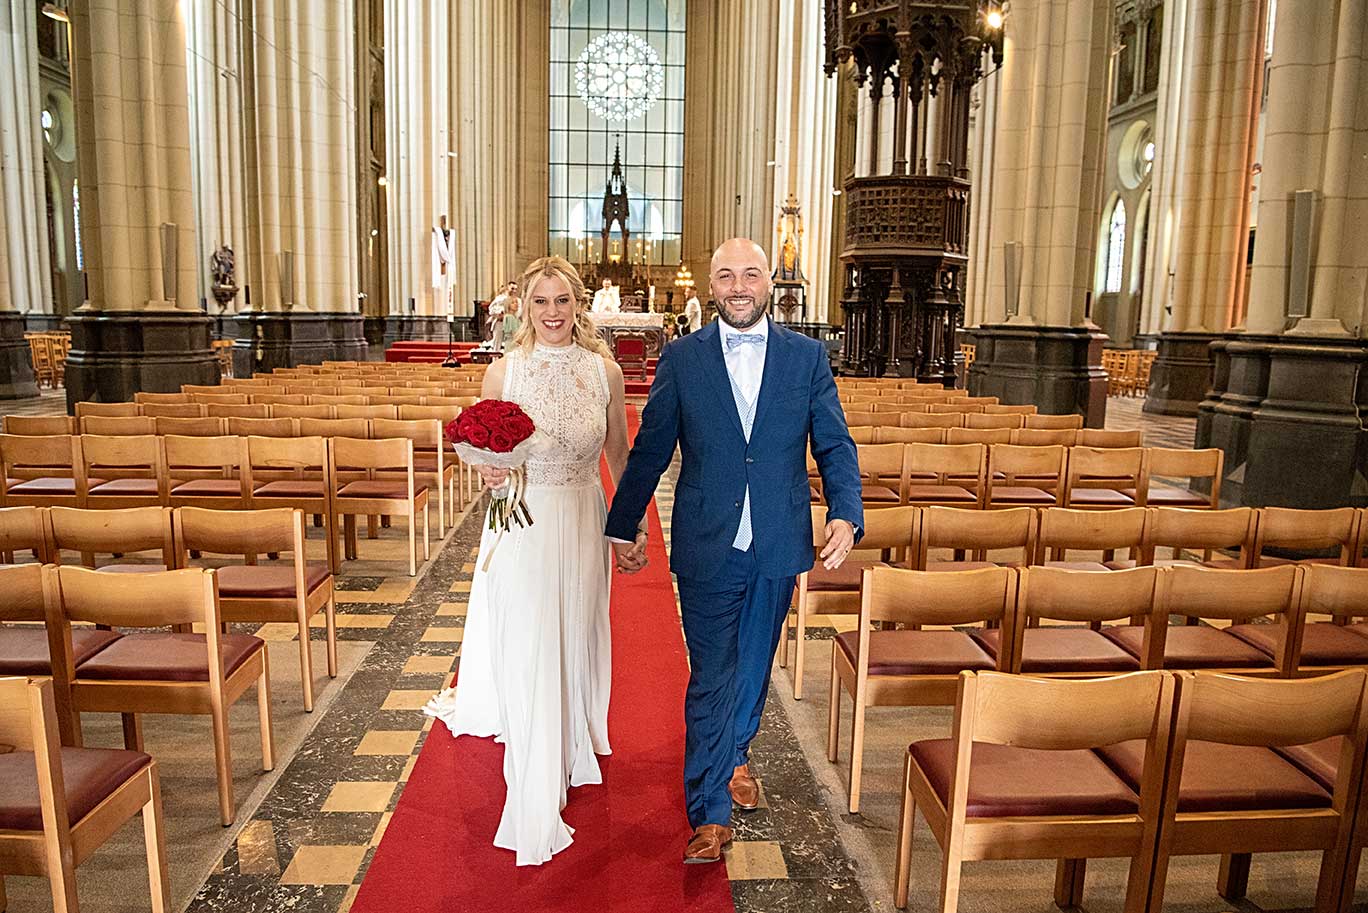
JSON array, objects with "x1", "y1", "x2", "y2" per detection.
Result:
[{"x1": 425, "y1": 342, "x2": 613, "y2": 866}]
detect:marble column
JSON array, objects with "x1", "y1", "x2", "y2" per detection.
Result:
[
  {"x1": 968, "y1": 0, "x2": 1114, "y2": 424},
  {"x1": 236, "y1": 0, "x2": 366, "y2": 366},
  {"x1": 65, "y1": 0, "x2": 218, "y2": 405},
  {"x1": 771, "y1": 0, "x2": 837, "y2": 324},
  {"x1": 962, "y1": 69, "x2": 1001, "y2": 329},
  {"x1": 1197, "y1": 0, "x2": 1368, "y2": 509},
  {"x1": 683, "y1": 0, "x2": 781, "y2": 281},
  {"x1": 1143, "y1": 0, "x2": 1266, "y2": 416},
  {"x1": 0, "y1": 0, "x2": 44, "y2": 396}
]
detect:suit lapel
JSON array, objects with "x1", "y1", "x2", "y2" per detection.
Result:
[
  {"x1": 691, "y1": 322, "x2": 747, "y2": 442},
  {"x1": 751, "y1": 320, "x2": 796, "y2": 438}
]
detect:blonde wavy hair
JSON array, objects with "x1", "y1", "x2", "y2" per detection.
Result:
[{"x1": 511, "y1": 256, "x2": 610, "y2": 357}]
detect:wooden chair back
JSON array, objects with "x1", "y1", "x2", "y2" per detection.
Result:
[
  {"x1": 154, "y1": 416, "x2": 228, "y2": 437},
  {"x1": 1078, "y1": 429, "x2": 1143, "y2": 448},
  {"x1": 79, "y1": 415, "x2": 156, "y2": 436},
  {"x1": 856, "y1": 443, "x2": 908, "y2": 498},
  {"x1": 133, "y1": 392, "x2": 189, "y2": 404},
  {"x1": 228, "y1": 417, "x2": 296, "y2": 438},
  {"x1": 3, "y1": 415, "x2": 75, "y2": 435},
  {"x1": 299, "y1": 418, "x2": 369, "y2": 439},
  {"x1": 45, "y1": 506, "x2": 175, "y2": 567},
  {"x1": 249, "y1": 394, "x2": 310, "y2": 405},
  {"x1": 1023, "y1": 413, "x2": 1084, "y2": 431},
  {"x1": 335, "y1": 404, "x2": 398, "y2": 420},
  {"x1": 74, "y1": 402, "x2": 139, "y2": 419},
  {"x1": 45, "y1": 564, "x2": 214, "y2": 630},
  {"x1": 163, "y1": 435, "x2": 245, "y2": 485},
  {"x1": 205, "y1": 403, "x2": 270, "y2": 419},
  {"x1": 1146, "y1": 507, "x2": 1256, "y2": 565},
  {"x1": 174, "y1": 506, "x2": 301, "y2": 557},
  {"x1": 963, "y1": 413, "x2": 1023, "y2": 430},
  {"x1": 243, "y1": 435, "x2": 328, "y2": 482},
  {"x1": 928, "y1": 402, "x2": 984, "y2": 414},
  {"x1": 0, "y1": 506, "x2": 49, "y2": 563},
  {"x1": 270, "y1": 404, "x2": 334, "y2": 419},
  {"x1": 862, "y1": 565, "x2": 1016, "y2": 630},
  {"x1": 1016, "y1": 564, "x2": 1160, "y2": 626},
  {"x1": 1145, "y1": 448, "x2": 1223, "y2": 501},
  {"x1": 1036, "y1": 506, "x2": 1148, "y2": 561},
  {"x1": 873, "y1": 427, "x2": 944, "y2": 445},
  {"x1": 1160, "y1": 564, "x2": 1301, "y2": 623},
  {"x1": 139, "y1": 402, "x2": 206, "y2": 418},
  {"x1": 1065, "y1": 447, "x2": 1146, "y2": 498},
  {"x1": 1252, "y1": 507, "x2": 1360, "y2": 566},
  {"x1": 849, "y1": 505, "x2": 918, "y2": 557},
  {"x1": 917, "y1": 506, "x2": 1035, "y2": 567},
  {"x1": 1298, "y1": 564, "x2": 1368, "y2": 623},
  {"x1": 904, "y1": 442, "x2": 986, "y2": 483},
  {"x1": 1011, "y1": 428, "x2": 1077, "y2": 446},
  {"x1": 310, "y1": 395, "x2": 367, "y2": 405},
  {"x1": 188, "y1": 393, "x2": 250, "y2": 406},
  {"x1": 0, "y1": 433, "x2": 77, "y2": 482},
  {"x1": 0, "y1": 561, "x2": 46, "y2": 618},
  {"x1": 76, "y1": 434, "x2": 164, "y2": 485},
  {"x1": 982, "y1": 404, "x2": 1036, "y2": 415},
  {"x1": 843, "y1": 411, "x2": 881, "y2": 428},
  {"x1": 398, "y1": 404, "x2": 461, "y2": 424},
  {"x1": 901, "y1": 412, "x2": 962, "y2": 429},
  {"x1": 946, "y1": 427, "x2": 1013, "y2": 445},
  {"x1": 986, "y1": 443, "x2": 1067, "y2": 487}
]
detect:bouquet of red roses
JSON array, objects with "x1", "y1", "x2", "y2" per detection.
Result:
[{"x1": 445, "y1": 401, "x2": 550, "y2": 560}]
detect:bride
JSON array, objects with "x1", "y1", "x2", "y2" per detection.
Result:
[{"x1": 425, "y1": 255, "x2": 645, "y2": 866}]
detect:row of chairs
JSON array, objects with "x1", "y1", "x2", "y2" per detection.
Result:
[
  {"x1": 0, "y1": 431, "x2": 436, "y2": 575},
  {"x1": 829, "y1": 563, "x2": 1368, "y2": 816},
  {"x1": 786, "y1": 505, "x2": 1368, "y2": 700},
  {"x1": 120, "y1": 392, "x2": 476, "y2": 410},
  {"x1": 889, "y1": 667, "x2": 1368, "y2": 913},
  {"x1": 825, "y1": 442, "x2": 1216, "y2": 511},
  {"x1": 844, "y1": 406, "x2": 1074, "y2": 424},
  {"x1": 25, "y1": 332, "x2": 69, "y2": 389},
  {"x1": 1103, "y1": 347, "x2": 1158, "y2": 397},
  {"x1": 0, "y1": 504, "x2": 336, "y2": 711},
  {"x1": 848, "y1": 424, "x2": 1128, "y2": 447}
]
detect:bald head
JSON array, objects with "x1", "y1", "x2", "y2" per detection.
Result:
[{"x1": 710, "y1": 237, "x2": 773, "y2": 330}]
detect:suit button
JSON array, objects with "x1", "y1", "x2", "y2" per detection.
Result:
[
  {"x1": 745, "y1": 457, "x2": 754, "y2": 464},
  {"x1": 734, "y1": 500, "x2": 742, "y2": 509}
]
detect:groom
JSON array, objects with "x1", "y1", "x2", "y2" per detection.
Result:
[{"x1": 606, "y1": 238, "x2": 863, "y2": 862}]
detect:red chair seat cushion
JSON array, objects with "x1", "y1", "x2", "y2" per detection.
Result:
[
  {"x1": 1275, "y1": 737, "x2": 1342, "y2": 791},
  {"x1": 835, "y1": 630, "x2": 995, "y2": 676},
  {"x1": 7, "y1": 477, "x2": 103, "y2": 496},
  {"x1": 1097, "y1": 740, "x2": 1330, "y2": 812},
  {"x1": 217, "y1": 563, "x2": 331, "y2": 598},
  {"x1": 1227, "y1": 622, "x2": 1368, "y2": 666},
  {"x1": 804, "y1": 559, "x2": 885, "y2": 592},
  {"x1": 1123, "y1": 486, "x2": 1210, "y2": 507},
  {"x1": 1067, "y1": 489, "x2": 1136, "y2": 507},
  {"x1": 253, "y1": 480, "x2": 325, "y2": 498},
  {"x1": 988, "y1": 486, "x2": 1057, "y2": 505},
  {"x1": 170, "y1": 479, "x2": 243, "y2": 496},
  {"x1": 905, "y1": 484, "x2": 977, "y2": 503},
  {"x1": 1102, "y1": 624, "x2": 1275, "y2": 669},
  {"x1": 860, "y1": 483, "x2": 900, "y2": 503},
  {"x1": 76, "y1": 632, "x2": 263, "y2": 681},
  {"x1": 0, "y1": 627, "x2": 121, "y2": 676},
  {"x1": 971, "y1": 627, "x2": 1140, "y2": 673},
  {"x1": 87, "y1": 478, "x2": 159, "y2": 496},
  {"x1": 336, "y1": 480, "x2": 429, "y2": 500},
  {"x1": 0, "y1": 748, "x2": 151, "y2": 829},
  {"x1": 412, "y1": 453, "x2": 446, "y2": 472},
  {"x1": 909, "y1": 739, "x2": 1138, "y2": 818}
]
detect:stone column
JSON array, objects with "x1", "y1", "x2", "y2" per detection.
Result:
[
  {"x1": 1197, "y1": 0, "x2": 1368, "y2": 509},
  {"x1": 1143, "y1": 0, "x2": 1267, "y2": 416},
  {"x1": 0, "y1": 0, "x2": 45, "y2": 396},
  {"x1": 967, "y1": 0, "x2": 1114, "y2": 424},
  {"x1": 771, "y1": 0, "x2": 837, "y2": 324},
  {"x1": 64, "y1": 0, "x2": 218, "y2": 405},
  {"x1": 962, "y1": 69, "x2": 1001, "y2": 329},
  {"x1": 236, "y1": 0, "x2": 366, "y2": 367}
]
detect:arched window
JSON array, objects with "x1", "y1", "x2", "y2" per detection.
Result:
[{"x1": 1104, "y1": 199, "x2": 1126, "y2": 294}]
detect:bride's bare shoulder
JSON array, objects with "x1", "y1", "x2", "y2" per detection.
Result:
[
  {"x1": 598, "y1": 353, "x2": 624, "y2": 383},
  {"x1": 481, "y1": 357, "x2": 509, "y2": 398}
]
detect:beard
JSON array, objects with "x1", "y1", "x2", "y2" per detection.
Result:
[{"x1": 716, "y1": 294, "x2": 769, "y2": 330}]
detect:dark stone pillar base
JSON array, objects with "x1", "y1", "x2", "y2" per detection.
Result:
[
  {"x1": 24, "y1": 314, "x2": 67, "y2": 334},
  {"x1": 64, "y1": 310, "x2": 219, "y2": 408},
  {"x1": 0, "y1": 313, "x2": 39, "y2": 399},
  {"x1": 966, "y1": 323, "x2": 1110, "y2": 427},
  {"x1": 230, "y1": 312, "x2": 370, "y2": 377},
  {"x1": 1197, "y1": 334, "x2": 1368, "y2": 508},
  {"x1": 1142, "y1": 330, "x2": 1218, "y2": 417}
]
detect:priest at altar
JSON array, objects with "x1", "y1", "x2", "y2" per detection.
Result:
[{"x1": 591, "y1": 279, "x2": 621, "y2": 314}]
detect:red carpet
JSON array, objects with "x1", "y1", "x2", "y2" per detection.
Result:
[{"x1": 351, "y1": 407, "x2": 734, "y2": 913}]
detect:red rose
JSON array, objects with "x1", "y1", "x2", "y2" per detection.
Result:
[
  {"x1": 443, "y1": 419, "x2": 460, "y2": 443},
  {"x1": 488, "y1": 431, "x2": 514, "y2": 453},
  {"x1": 511, "y1": 415, "x2": 535, "y2": 438},
  {"x1": 465, "y1": 424, "x2": 491, "y2": 448}
]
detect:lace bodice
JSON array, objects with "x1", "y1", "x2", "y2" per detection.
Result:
[{"x1": 501, "y1": 344, "x2": 609, "y2": 488}]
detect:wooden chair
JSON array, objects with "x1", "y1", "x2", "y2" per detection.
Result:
[
  {"x1": 299, "y1": 417, "x2": 369, "y2": 440},
  {"x1": 242, "y1": 435, "x2": 338, "y2": 571},
  {"x1": 873, "y1": 427, "x2": 944, "y2": 445},
  {"x1": 1036, "y1": 506, "x2": 1149, "y2": 569},
  {"x1": 1250, "y1": 507, "x2": 1361, "y2": 568},
  {"x1": 270, "y1": 404, "x2": 334, "y2": 419},
  {"x1": 843, "y1": 411, "x2": 882, "y2": 429},
  {"x1": 28, "y1": 334, "x2": 55, "y2": 388},
  {"x1": 901, "y1": 412, "x2": 962, "y2": 430},
  {"x1": 1105, "y1": 565, "x2": 1296, "y2": 673},
  {"x1": 1022, "y1": 413, "x2": 1084, "y2": 430},
  {"x1": 372, "y1": 418, "x2": 453, "y2": 533},
  {"x1": 0, "y1": 505, "x2": 50, "y2": 563},
  {"x1": 154, "y1": 416, "x2": 228, "y2": 437},
  {"x1": 855, "y1": 443, "x2": 909, "y2": 507},
  {"x1": 613, "y1": 334, "x2": 648, "y2": 381},
  {"x1": 929, "y1": 402, "x2": 984, "y2": 415},
  {"x1": 329, "y1": 437, "x2": 429, "y2": 576},
  {"x1": 133, "y1": 392, "x2": 190, "y2": 405},
  {"x1": 335, "y1": 404, "x2": 398, "y2": 420},
  {"x1": 76, "y1": 435, "x2": 166, "y2": 509},
  {"x1": 1063, "y1": 446, "x2": 1147, "y2": 509},
  {"x1": 43, "y1": 565, "x2": 274, "y2": 826},
  {"x1": 175, "y1": 507, "x2": 337, "y2": 711},
  {"x1": 903, "y1": 443, "x2": 985, "y2": 508},
  {"x1": 782, "y1": 505, "x2": 918, "y2": 700},
  {"x1": 963, "y1": 413, "x2": 1023, "y2": 430},
  {"x1": 165, "y1": 435, "x2": 250, "y2": 509},
  {"x1": 249, "y1": 393, "x2": 311, "y2": 406},
  {"x1": 77, "y1": 415, "x2": 156, "y2": 436},
  {"x1": 1011, "y1": 427, "x2": 1077, "y2": 446},
  {"x1": 1106, "y1": 506, "x2": 1257, "y2": 569},
  {"x1": 915, "y1": 505, "x2": 1036, "y2": 571},
  {"x1": 0, "y1": 675, "x2": 170, "y2": 912},
  {"x1": 993, "y1": 565, "x2": 1158, "y2": 675},
  {"x1": 0, "y1": 435, "x2": 83, "y2": 507},
  {"x1": 1144, "y1": 670, "x2": 1368, "y2": 913},
  {"x1": 46, "y1": 506, "x2": 176, "y2": 571},
  {"x1": 982, "y1": 404, "x2": 1036, "y2": 416},
  {"x1": 229, "y1": 416, "x2": 297, "y2": 438},
  {"x1": 1261, "y1": 564, "x2": 1368, "y2": 675},
  {"x1": 139, "y1": 402, "x2": 206, "y2": 418},
  {"x1": 205, "y1": 403, "x2": 270, "y2": 419},
  {"x1": 3, "y1": 415, "x2": 75, "y2": 436},
  {"x1": 983, "y1": 443, "x2": 1066, "y2": 508},
  {"x1": 188, "y1": 393, "x2": 249, "y2": 406},
  {"x1": 1078, "y1": 428, "x2": 1143, "y2": 448},
  {"x1": 73, "y1": 402, "x2": 139, "y2": 419},
  {"x1": 1129, "y1": 447, "x2": 1223, "y2": 508},
  {"x1": 893, "y1": 669, "x2": 1175, "y2": 912},
  {"x1": 830, "y1": 566, "x2": 1019, "y2": 814},
  {"x1": 310, "y1": 395, "x2": 367, "y2": 406},
  {"x1": 181, "y1": 384, "x2": 227, "y2": 395}
]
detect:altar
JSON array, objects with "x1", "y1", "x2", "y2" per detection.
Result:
[{"x1": 589, "y1": 312, "x2": 665, "y2": 357}]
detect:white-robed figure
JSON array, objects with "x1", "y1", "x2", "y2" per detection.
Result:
[
  {"x1": 431, "y1": 216, "x2": 455, "y2": 315},
  {"x1": 426, "y1": 255, "x2": 632, "y2": 867},
  {"x1": 683, "y1": 291, "x2": 702, "y2": 333},
  {"x1": 488, "y1": 281, "x2": 518, "y2": 352},
  {"x1": 591, "y1": 278, "x2": 621, "y2": 314}
]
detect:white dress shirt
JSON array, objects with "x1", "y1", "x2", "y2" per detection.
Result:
[{"x1": 719, "y1": 316, "x2": 769, "y2": 407}]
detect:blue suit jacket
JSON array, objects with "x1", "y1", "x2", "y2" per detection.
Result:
[{"x1": 605, "y1": 320, "x2": 864, "y2": 580}]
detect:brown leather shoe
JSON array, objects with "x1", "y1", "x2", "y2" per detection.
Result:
[
  {"x1": 729, "y1": 764, "x2": 760, "y2": 810},
  {"x1": 684, "y1": 824, "x2": 733, "y2": 864}
]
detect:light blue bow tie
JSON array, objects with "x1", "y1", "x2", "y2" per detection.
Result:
[{"x1": 726, "y1": 333, "x2": 765, "y2": 351}]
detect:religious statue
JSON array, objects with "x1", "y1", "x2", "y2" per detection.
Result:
[{"x1": 210, "y1": 244, "x2": 239, "y2": 312}]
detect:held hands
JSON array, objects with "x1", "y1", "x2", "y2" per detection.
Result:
[
  {"x1": 612, "y1": 529, "x2": 650, "y2": 574},
  {"x1": 819, "y1": 519, "x2": 856, "y2": 571},
  {"x1": 475, "y1": 465, "x2": 510, "y2": 491}
]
